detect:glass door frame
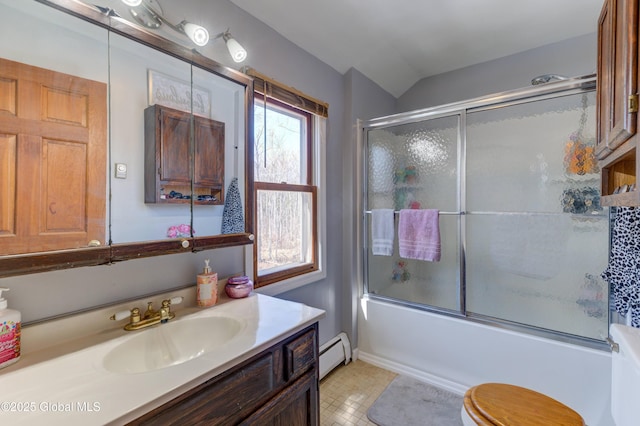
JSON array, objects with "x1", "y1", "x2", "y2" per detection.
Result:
[{"x1": 361, "y1": 75, "x2": 609, "y2": 350}]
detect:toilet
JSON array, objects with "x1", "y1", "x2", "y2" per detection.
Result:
[{"x1": 461, "y1": 323, "x2": 640, "y2": 426}]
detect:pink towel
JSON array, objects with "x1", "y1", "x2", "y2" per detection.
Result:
[{"x1": 398, "y1": 209, "x2": 441, "y2": 262}]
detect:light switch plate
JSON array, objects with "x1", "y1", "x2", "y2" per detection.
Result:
[{"x1": 115, "y1": 163, "x2": 127, "y2": 179}]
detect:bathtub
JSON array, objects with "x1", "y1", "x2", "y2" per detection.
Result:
[{"x1": 357, "y1": 296, "x2": 614, "y2": 426}]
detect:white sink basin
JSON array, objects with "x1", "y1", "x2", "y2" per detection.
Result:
[{"x1": 103, "y1": 316, "x2": 244, "y2": 374}]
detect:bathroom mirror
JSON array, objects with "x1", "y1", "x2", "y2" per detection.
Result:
[{"x1": 0, "y1": 0, "x2": 254, "y2": 276}]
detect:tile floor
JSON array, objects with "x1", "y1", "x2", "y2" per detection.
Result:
[{"x1": 319, "y1": 360, "x2": 397, "y2": 426}]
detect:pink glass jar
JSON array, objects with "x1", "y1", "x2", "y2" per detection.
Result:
[{"x1": 225, "y1": 276, "x2": 253, "y2": 299}]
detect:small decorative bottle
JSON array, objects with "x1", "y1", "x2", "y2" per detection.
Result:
[
  {"x1": 197, "y1": 259, "x2": 218, "y2": 307},
  {"x1": 0, "y1": 288, "x2": 21, "y2": 369}
]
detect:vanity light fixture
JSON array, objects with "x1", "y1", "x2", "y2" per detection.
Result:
[
  {"x1": 214, "y1": 30, "x2": 248, "y2": 63},
  {"x1": 125, "y1": 0, "x2": 207, "y2": 45},
  {"x1": 120, "y1": 0, "x2": 245, "y2": 61},
  {"x1": 178, "y1": 21, "x2": 209, "y2": 46}
]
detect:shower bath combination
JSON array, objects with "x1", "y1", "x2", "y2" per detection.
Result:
[{"x1": 362, "y1": 73, "x2": 609, "y2": 348}]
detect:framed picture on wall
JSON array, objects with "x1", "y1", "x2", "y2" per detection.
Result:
[{"x1": 148, "y1": 69, "x2": 211, "y2": 118}]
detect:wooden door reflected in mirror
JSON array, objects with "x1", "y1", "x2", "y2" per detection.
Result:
[
  {"x1": 0, "y1": 0, "x2": 253, "y2": 277},
  {"x1": 0, "y1": 1, "x2": 110, "y2": 257},
  {"x1": 0, "y1": 58, "x2": 107, "y2": 255}
]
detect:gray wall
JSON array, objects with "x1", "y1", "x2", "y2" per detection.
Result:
[
  {"x1": 216, "y1": 3, "x2": 349, "y2": 346},
  {"x1": 397, "y1": 33, "x2": 597, "y2": 112},
  {"x1": 342, "y1": 68, "x2": 397, "y2": 347}
]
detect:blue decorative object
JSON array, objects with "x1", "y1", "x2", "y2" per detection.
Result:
[{"x1": 221, "y1": 178, "x2": 244, "y2": 234}]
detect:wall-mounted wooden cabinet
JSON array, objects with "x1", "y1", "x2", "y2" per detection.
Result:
[
  {"x1": 597, "y1": 0, "x2": 640, "y2": 205},
  {"x1": 144, "y1": 104, "x2": 225, "y2": 205}
]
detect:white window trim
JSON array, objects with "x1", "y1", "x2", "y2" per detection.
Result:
[{"x1": 249, "y1": 115, "x2": 327, "y2": 295}]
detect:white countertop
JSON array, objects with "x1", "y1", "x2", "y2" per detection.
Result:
[{"x1": 0, "y1": 293, "x2": 325, "y2": 425}]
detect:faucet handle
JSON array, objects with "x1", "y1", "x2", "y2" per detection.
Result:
[
  {"x1": 110, "y1": 308, "x2": 141, "y2": 324},
  {"x1": 159, "y1": 296, "x2": 183, "y2": 313},
  {"x1": 110, "y1": 310, "x2": 131, "y2": 321},
  {"x1": 168, "y1": 296, "x2": 183, "y2": 305},
  {"x1": 160, "y1": 297, "x2": 180, "y2": 323}
]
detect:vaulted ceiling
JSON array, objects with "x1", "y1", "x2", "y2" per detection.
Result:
[{"x1": 230, "y1": 0, "x2": 604, "y2": 97}]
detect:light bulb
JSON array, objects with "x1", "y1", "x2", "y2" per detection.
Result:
[
  {"x1": 121, "y1": 0, "x2": 142, "y2": 6},
  {"x1": 225, "y1": 36, "x2": 247, "y2": 63},
  {"x1": 182, "y1": 22, "x2": 209, "y2": 46}
]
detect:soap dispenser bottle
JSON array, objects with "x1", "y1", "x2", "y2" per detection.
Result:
[
  {"x1": 197, "y1": 259, "x2": 218, "y2": 307},
  {"x1": 0, "y1": 288, "x2": 21, "y2": 369}
]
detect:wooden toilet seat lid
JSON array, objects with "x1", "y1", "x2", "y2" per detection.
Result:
[{"x1": 464, "y1": 383, "x2": 584, "y2": 426}]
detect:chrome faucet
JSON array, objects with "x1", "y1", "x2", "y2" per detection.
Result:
[{"x1": 110, "y1": 296, "x2": 183, "y2": 331}]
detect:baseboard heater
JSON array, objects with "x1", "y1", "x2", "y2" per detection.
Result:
[{"x1": 319, "y1": 332, "x2": 351, "y2": 380}]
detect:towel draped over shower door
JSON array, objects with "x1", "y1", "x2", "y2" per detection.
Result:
[{"x1": 398, "y1": 209, "x2": 441, "y2": 262}]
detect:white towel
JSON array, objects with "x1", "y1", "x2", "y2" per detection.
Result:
[
  {"x1": 398, "y1": 209, "x2": 441, "y2": 262},
  {"x1": 371, "y1": 209, "x2": 395, "y2": 256}
]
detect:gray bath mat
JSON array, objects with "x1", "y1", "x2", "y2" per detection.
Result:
[{"x1": 367, "y1": 375, "x2": 464, "y2": 426}]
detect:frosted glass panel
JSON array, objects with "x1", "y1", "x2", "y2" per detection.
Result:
[
  {"x1": 365, "y1": 115, "x2": 460, "y2": 312},
  {"x1": 367, "y1": 115, "x2": 459, "y2": 211},
  {"x1": 466, "y1": 92, "x2": 599, "y2": 214},
  {"x1": 464, "y1": 92, "x2": 608, "y2": 340},
  {"x1": 466, "y1": 214, "x2": 609, "y2": 339},
  {"x1": 366, "y1": 214, "x2": 459, "y2": 311}
]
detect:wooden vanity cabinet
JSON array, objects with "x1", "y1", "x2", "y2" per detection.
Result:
[
  {"x1": 129, "y1": 323, "x2": 319, "y2": 426},
  {"x1": 144, "y1": 104, "x2": 225, "y2": 205},
  {"x1": 597, "y1": 0, "x2": 640, "y2": 205}
]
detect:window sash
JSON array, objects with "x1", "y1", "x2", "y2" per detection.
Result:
[
  {"x1": 254, "y1": 182, "x2": 318, "y2": 287},
  {"x1": 254, "y1": 94, "x2": 312, "y2": 185}
]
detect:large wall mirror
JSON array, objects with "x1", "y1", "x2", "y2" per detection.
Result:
[{"x1": 0, "y1": 0, "x2": 254, "y2": 276}]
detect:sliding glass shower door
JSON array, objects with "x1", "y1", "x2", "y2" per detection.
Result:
[
  {"x1": 465, "y1": 92, "x2": 609, "y2": 339},
  {"x1": 365, "y1": 114, "x2": 462, "y2": 313},
  {"x1": 363, "y1": 80, "x2": 610, "y2": 344}
]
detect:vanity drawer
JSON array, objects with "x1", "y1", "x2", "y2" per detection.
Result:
[{"x1": 284, "y1": 328, "x2": 316, "y2": 381}]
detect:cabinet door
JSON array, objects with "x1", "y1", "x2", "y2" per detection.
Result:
[
  {"x1": 240, "y1": 369, "x2": 319, "y2": 426},
  {"x1": 158, "y1": 107, "x2": 191, "y2": 183},
  {"x1": 597, "y1": 0, "x2": 638, "y2": 159},
  {"x1": 194, "y1": 116, "x2": 224, "y2": 187}
]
